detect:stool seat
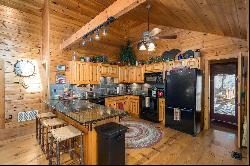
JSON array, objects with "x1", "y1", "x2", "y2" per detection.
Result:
[
  {"x1": 37, "y1": 112, "x2": 56, "y2": 119},
  {"x1": 51, "y1": 125, "x2": 82, "y2": 142},
  {"x1": 41, "y1": 118, "x2": 65, "y2": 128}
]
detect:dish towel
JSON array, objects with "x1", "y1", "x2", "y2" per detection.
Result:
[
  {"x1": 174, "y1": 108, "x2": 181, "y2": 121},
  {"x1": 145, "y1": 97, "x2": 150, "y2": 108}
]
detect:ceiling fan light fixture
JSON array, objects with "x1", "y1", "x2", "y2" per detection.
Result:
[
  {"x1": 138, "y1": 42, "x2": 146, "y2": 51},
  {"x1": 147, "y1": 41, "x2": 156, "y2": 51}
]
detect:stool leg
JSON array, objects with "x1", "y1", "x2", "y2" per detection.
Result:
[
  {"x1": 38, "y1": 119, "x2": 41, "y2": 145},
  {"x1": 36, "y1": 117, "x2": 38, "y2": 139},
  {"x1": 41, "y1": 126, "x2": 44, "y2": 151},
  {"x1": 69, "y1": 138, "x2": 73, "y2": 159},
  {"x1": 45, "y1": 127, "x2": 49, "y2": 159},
  {"x1": 49, "y1": 136, "x2": 53, "y2": 165},
  {"x1": 56, "y1": 141, "x2": 60, "y2": 165},
  {"x1": 80, "y1": 133, "x2": 83, "y2": 165}
]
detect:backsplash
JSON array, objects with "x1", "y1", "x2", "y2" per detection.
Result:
[{"x1": 50, "y1": 77, "x2": 149, "y2": 99}]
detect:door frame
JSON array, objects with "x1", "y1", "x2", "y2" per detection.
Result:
[{"x1": 204, "y1": 52, "x2": 243, "y2": 148}]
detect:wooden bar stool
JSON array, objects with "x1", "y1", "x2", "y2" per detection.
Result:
[
  {"x1": 49, "y1": 125, "x2": 84, "y2": 165},
  {"x1": 40, "y1": 118, "x2": 66, "y2": 158},
  {"x1": 36, "y1": 112, "x2": 56, "y2": 144}
]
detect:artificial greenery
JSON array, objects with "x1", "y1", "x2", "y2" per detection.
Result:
[{"x1": 119, "y1": 40, "x2": 136, "y2": 65}]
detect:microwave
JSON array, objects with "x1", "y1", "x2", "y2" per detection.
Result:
[{"x1": 144, "y1": 72, "x2": 163, "y2": 84}]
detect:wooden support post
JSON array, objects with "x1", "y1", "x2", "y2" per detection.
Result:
[
  {"x1": 0, "y1": 59, "x2": 4, "y2": 129},
  {"x1": 42, "y1": 0, "x2": 50, "y2": 104},
  {"x1": 60, "y1": 0, "x2": 146, "y2": 50},
  {"x1": 204, "y1": 59, "x2": 210, "y2": 130}
]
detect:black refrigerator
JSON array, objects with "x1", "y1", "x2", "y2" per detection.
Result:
[{"x1": 165, "y1": 68, "x2": 203, "y2": 136}]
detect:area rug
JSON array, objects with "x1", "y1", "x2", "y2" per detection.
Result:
[{"x1": 120, "y1": 120, "x2": 163, "y2": 149}]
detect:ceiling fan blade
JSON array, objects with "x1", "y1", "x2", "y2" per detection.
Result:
[
  {"x1": 149, "y1": 28, "x2": 162, "y2": 36},
  {"x1": 153, "y1": 35, "x2": 177, "y2": 39}
]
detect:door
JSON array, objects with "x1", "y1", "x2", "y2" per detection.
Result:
[{"x1": 210, "y1": 62, "x2": 238, "y2": 125}]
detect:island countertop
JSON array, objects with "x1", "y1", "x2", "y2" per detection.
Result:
[{"x1": 43, "y1": 99, "x2": 126, "y2": 125}]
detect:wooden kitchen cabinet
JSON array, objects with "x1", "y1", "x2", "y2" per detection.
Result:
[
  {"x1": 109, "y1": 65, "x2": 119, "y2": 77},
  {"x1": 158, "y1": 98, "x2": 165, "y2": 123},
  {"x1": 127, "y1": 96, "x2": 140, "y2": 115},
  {"x1": 105, "y1": 95, "x2": 140, "y2": 116},
  {"x1": 100, "y1": 64, "x2": 119, "y2": 77},
  {"x1": 100, "y1": 64, "x2": 109, "y2": 76},
  {"x1": 69, "y1": 61, "x2": 100, "y2": 84},
  {"x1": 164, "y1": 61, "x2": 174, "y2": 72},
  {"x1": 90, "y1": 63, "x2": 101, "y2": 84},
  {"x1": 118, "y1": 67, "x2": 128, "y2": 83},
  {"x1": 119, "y1": 66, "x2": 144, "y2": 83},
  {"x1": 145, "y1": 62, "x2": 164, "y2": 73},
  {"x1": 128, "y1": 67, "x2": 136, "y2": 83},
  {"x1": 135, "y1": 66, "x2": 144, "y2": 83}
]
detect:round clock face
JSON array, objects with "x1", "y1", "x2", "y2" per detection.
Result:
[{"x1": 14, "y1": 60, "x2": 35, "y2": 77}]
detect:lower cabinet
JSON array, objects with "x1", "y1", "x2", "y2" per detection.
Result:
[
  {"x1": 158, "y1": 98, "x2": 165, "y2": 123},
  {"x1": 105, "y1": 96, "x2": 140, "y2": 116}
]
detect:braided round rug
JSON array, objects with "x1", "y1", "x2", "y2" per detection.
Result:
[{"x1": 120, "y1": 120, "x2": 163, "y2": 149}]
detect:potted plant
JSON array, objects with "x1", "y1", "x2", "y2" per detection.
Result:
[{"x1": 119, "y1": 40, "x2": 136, "y2": 66}]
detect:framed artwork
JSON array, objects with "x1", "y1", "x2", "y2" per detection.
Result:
[
  {"x1": 14, "y1": 60, "x2": 35, "y2": 77},
  {"x1": 56, "y1": 65, "x2": 66, "y2": 71}
]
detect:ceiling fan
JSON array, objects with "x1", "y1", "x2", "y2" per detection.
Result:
[{"x1": 137, "y1": 0, "x2": 177, "y2": 51}]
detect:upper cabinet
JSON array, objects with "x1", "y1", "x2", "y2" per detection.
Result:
[
  {"x1": 68, "y1": 57, "x2": 200, "y2": 85},
  {"x1": 69, "y1": 61, "x2": 101, "y2": 84},
  {"x1": 100, "y1": 64, "x2": 119, "y2": 77},
  {"x1": 119, "y1": 66, "x2": 128, "y2": 83},
  {"x1": 145, "y1": 62, "x2": 164, "y2": 73},
  {"x1": 119, "y1": 66, "x2": 144, "y2": 83}
]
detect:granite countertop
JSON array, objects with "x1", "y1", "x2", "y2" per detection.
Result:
[
  {"x1": 43, "y1": 99, "x2": 127, "y2": 125},
  {"x1": 82, "y1": 93, "x2": 146, "y2": 100}
]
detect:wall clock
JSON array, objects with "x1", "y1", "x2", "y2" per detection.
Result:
[{"x1": 14, "y1": 60, "x2": 35, "y2": 77}]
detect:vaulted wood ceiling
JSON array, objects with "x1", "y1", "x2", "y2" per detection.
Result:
[
  {"x1": 121, "y1": 0, "x2": 248, "y2": 40},
  {"x1": 1, "y1": 0, "x2": 247, "y2": 52}
]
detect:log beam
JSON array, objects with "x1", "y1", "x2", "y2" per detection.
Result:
[{"x1": 60, "y1": 0, "x2": 146, "y2": 50}]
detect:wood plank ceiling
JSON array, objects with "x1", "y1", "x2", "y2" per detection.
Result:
[
  {"x1": 122, "y1": 0, "x2": 248, "y2": 40},
  {"x1": 49, "y1": 0, "x2": 128, "y2": 51},
  {"x1": 1, "y1": 0, "x2": 247, "y2": 54}
]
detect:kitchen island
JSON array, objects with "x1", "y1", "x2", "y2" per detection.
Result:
[{"x1": 43, "y1": 99, "x2": 126, "y2": 165}]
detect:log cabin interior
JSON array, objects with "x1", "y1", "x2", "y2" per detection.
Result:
[{"x1": 0, "y1": 0, "x2": 249, "y2": 165}]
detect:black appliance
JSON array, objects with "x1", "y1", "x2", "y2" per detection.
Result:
[
  {"x1": 95, "y1": 122, "x2": 128, "y2": 165},
  {"x1": 88, "y1": 97, "x2": 105, "y2": 105},
  {"x1": 140, "y1": 72, "x2": 165, "y2": 123},
  {"x1": 165, "y1": 68, "x2": 203, "y2": 136},
  {"x1": 144, "y1": 72, "x2": 163, "y2": 84}
]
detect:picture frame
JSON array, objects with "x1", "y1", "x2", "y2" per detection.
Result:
[{"x1": 56, "y1": 65, "x2": 66, "y2": 71}]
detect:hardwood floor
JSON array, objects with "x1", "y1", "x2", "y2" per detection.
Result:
[{"x1": 0, "y1": 118, "x2": 248, "y2": 165}]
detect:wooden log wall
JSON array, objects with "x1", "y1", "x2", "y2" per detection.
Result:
[
  {"x1": 0, "y1": 59, "x2": 4, "y2": 129},
  {"x1": 129, "y1": 24, "x2": 248, "y2": 62},
  {"x1": 0, "y1": 3, "x2": 43, "y2": 129}
]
